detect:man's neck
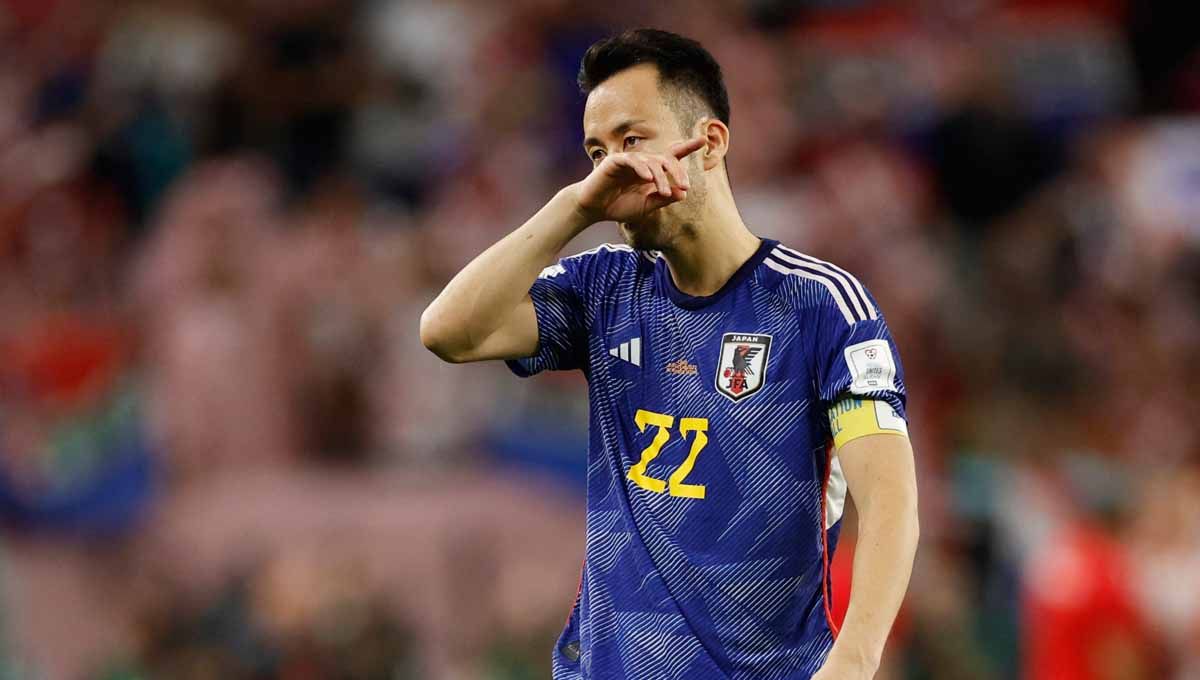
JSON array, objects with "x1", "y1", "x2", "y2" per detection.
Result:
[{"x1": 661, "y1": 196, "x2": 760, "y2": 297}]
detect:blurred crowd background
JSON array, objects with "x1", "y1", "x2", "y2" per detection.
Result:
[{"x1": 1, "y1": 0, "x2": 1199, "y2": 678}]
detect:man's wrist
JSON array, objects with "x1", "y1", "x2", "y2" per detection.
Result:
[
  {"x1": 558, "y1": 182, "x2": 599, "y2": 232},
  {"x1": 824, "y1": 642, "x2": 881, "y2": 678}
]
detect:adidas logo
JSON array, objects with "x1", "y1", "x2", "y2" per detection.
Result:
[{"x1": 608, "y1": 337, "x2": 642, "y2": 367}]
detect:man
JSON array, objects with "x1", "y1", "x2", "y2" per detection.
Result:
[{"x1": 421, "y1": 28, "x2": 918, "y2": 680}]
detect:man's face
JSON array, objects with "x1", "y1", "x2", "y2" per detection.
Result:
[{"x1": 582, "y1": 64, "x2": 705, "y2": 251}]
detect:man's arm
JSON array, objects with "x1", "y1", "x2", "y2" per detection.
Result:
[
  {"x1": 420, "y1": 137, "x2": 702, "y2": 363},
  {"x1": 419, "y1": 189, "x2": 590, "y2": 363},
  {"x1": 814, "y1": 432, "x2": 919, "y2": 680}
]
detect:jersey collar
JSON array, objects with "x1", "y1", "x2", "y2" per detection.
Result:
[{"x1": 657, "y1": 238, "x2": 776, "y2": 310}]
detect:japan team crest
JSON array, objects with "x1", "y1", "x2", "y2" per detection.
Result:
[{"x1": 715, "y1": 333, "x2": 772, "y2": 402}]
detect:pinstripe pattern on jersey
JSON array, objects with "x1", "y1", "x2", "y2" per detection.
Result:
[{"x1": 509, "y1": 239, "x2": 907, "y2": 680}]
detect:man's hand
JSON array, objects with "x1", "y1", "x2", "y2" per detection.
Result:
[
  {"x1": 570, "y1": 136, "x2": 705, "y2": 224},
  {"x1": 420, "y1": 135, "x2": 705, "y2": 364}
]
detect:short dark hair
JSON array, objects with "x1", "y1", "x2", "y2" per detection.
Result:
[{"x1": 578, "y1": 28, "x2": 730, "y2": 127}]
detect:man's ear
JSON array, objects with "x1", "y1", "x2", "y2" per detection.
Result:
[{"x1": 697, "y1": 117, "x2": 729, "y2": 171}]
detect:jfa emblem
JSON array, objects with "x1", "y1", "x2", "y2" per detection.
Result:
[{"x1": 715, "y1": 333, "x2": 772, "y2": 402}]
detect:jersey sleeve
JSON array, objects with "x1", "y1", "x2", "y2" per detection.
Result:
[
  {"x1": 505, "y1": 255, "x2": 591, "y2": 377},
  {"x1": 812, "y1": 284, "x2": 908, "y2": 424}
]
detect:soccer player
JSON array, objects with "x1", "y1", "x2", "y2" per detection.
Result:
[{"x1": 421, "y1": 28, "x2": 919, "y2": 680}]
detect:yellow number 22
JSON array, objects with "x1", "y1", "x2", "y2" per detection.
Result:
[{"x1": 627, "y1": 409, "x2": 709, "y2": 499}]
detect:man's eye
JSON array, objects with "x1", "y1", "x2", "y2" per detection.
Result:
[
  {"x1": 590, "y1": 149, "x2": 605, "y2": 162},
  {"x1": 624, "y1": 136, "x2": 641, "y2": 149}
]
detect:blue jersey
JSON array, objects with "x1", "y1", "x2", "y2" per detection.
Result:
[{"x1": 508, "y1": 238, "x2": 907, "y2": 680}]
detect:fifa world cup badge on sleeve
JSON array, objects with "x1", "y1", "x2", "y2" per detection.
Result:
[
  {"x1": 843, "y1": 339, "x2": 897, "y2": 394},
  {"x1": 715, "y1": 333, "x2": 772, "y2": 402}
]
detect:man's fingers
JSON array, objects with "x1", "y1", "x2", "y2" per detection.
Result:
[
  {"x1": 613, "y1": 155, "x2": 654, "y2": 183},
  {"x1": 648, "y1": 161, "x2": 671, "y2": 197},
  {"x1": 609, "y1": 152, "x2": 689, "y2": 197},
  {"x1": 664, "y1": 157, "x2": 690, "y2": 191},
  {"x1": 670, "y1": 135, "x2": 706, "y2": 160},
  {"x1": 645, "y1": 188, "x2": 684, "y2": 213}
]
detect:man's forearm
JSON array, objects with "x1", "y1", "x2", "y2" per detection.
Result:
[
  {"x1": 420, "y1": 186, "x2": 590, "y2": 361},
  {"x1": 825, "y1": 483, "x2": 918, "y2": 674}
]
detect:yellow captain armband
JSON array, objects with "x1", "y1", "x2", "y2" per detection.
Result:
[{"x1": 827, "y1": 396, "x2": 908, "y2": 449}]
